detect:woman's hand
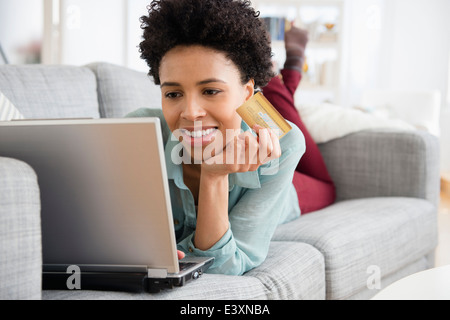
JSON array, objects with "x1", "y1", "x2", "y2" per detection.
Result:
[
  {"x1": 202, "y1": 125, "x2": 281, "y2": 176},
  {"x1": 193, "y1": 125, "x2": 281, "y2": 251},
  {"x1": 177, "y1": 250, "x2": 185, "y2": 260}
]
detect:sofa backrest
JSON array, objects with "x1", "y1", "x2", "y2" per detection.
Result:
[
  {"x1": 0, "y1": 64, "x2": 100, "y2": 119},
  {"x1": 0, "y1": 62, "x2": 162, "y2": 120},
  {"x1": 86, "y1": 62, "x2": 162, "y2": 118}
]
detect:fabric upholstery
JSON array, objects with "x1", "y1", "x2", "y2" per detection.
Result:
[
  {"x1": 0, "y1": 65, "x2": 99, "y2": 119},
  {"x1": 42, "y1": 242, "x2": 325, "y2": 300},
  {"x1": 318, "y1": 129, "x2": 441, "y2": 206},
  {"x1": 349, "y1": 255, "x2": 430, "y2": 300},
  {"x1": 0, "y1": 157, "x2": 41, "y2": 300},
  {"x1": 85, "y1": 62, "x2": 161, "y2": 118},
  {"x1": 273, "y1": 197, "x2": 438, "y2": 300},
  {"x1": 0, "y1": 91, "x2": 24, "y2": 120}
]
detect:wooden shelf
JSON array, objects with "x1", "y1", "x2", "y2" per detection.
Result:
[{"x1": 442, "y1": 174, "x2": 450, "y2": 197}]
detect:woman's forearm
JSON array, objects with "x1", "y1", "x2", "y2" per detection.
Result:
[{"x1": 194, "y1": 172, "x2": 230, "y2": 251}]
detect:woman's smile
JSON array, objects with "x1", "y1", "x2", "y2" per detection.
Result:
[{"x1": 179, "y1": 126, "x2": 219, "y2": 147}]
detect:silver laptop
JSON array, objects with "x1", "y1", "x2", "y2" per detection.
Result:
[{"x1": 0, "y1": 118, "x2": 213, "y2": 293}]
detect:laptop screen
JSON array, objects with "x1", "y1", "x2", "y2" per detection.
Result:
[{"x1": 0, "y1": 118, "x2": 180, "y2": 274}]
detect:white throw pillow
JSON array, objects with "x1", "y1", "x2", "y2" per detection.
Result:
[
  {"x1": 0, "y1": 92, "x2": 24, "y2": 120},
  {"x1": 296, "y1": 102, "x2": 416, "y2": 144}
]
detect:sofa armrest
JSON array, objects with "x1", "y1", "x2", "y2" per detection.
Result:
[
  {"x1": 318, "y1": 129, "x2": 440, "y2": 206},
  {"x1": 0, "y1": 157, "x2": 42, "y2": 299}
]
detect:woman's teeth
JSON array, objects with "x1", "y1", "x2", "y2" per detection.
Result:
[{"x1": 184, "y1": 128, "x2": 216, "y2": 138}]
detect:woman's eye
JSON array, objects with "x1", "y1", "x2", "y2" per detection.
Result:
[
  {"x1": 204, "y1": 89, "x2": 221, "y2": 96},
  {"x1": 165, "y1": 92, "x2": 182, "y2": 99}
]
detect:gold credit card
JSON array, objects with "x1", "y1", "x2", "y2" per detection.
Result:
[{"x1": 237, "y1": 92, "x2": 292, "y2": 139}]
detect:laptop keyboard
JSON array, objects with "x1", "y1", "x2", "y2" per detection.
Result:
[{"x1": 179, "y1": 262, "x2": 197, "y2": 271}]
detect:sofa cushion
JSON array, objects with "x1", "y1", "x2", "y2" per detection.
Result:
[
  {"x1": 318, "y1": 130, "x2": 441, "y2": 207},
  {"x1": 349, "y1": 255, "x2": 430, "y2": 300},
  {"x1": 0, "y1": 157, "x2": 42, "y2": 300},
  {"x1": 272, "y1": 197, "x2": 438, "y2": 300},
  {"x1": 42, "y1": 241, "x2": 325, "y2": 300},
  {"x1": 0, "y1": 65, "x2": 99, "y2": 119},
  {"x1": 296, "y1": 102, "x2": 415, "y2": 144},
  {"x1": 86, "y1": 63, "x2": 162, "y2": 118}
]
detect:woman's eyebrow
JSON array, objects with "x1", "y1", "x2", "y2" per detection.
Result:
[
  {"x1": 160, "y1": 81, "x2": 181, "y2": 88},
  {"x1": 196, "y1": 78, "x2": 227, "y2": 85},
  {"x1": 161, "y1": 78, "x2": 227, "y2": 88}
]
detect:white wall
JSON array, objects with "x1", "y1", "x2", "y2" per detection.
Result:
[
  {"x1": 342, "y1": 0, "x2": 450, "y2": 173},
  {"x1": 343, "y1": 0, "x2": 450, "y2": 109},
  {"x1": 58, "y1": 0, "x2": 126, "y2": 66},
  {"x1": 41, "y1": 0, "x2": 149, "y2": 69},
  {"x1": 382, "y1": 0, "x2": 450, "y2": 101},
  {"x1": 0, "y1": 0, "x2": 43, "y2": 64},
  {"x1": 383, "y1": 0, "x2": 450, "y2": 173},
  {"x1": 341, "y1": 0, "x2": 386, "y2": 107},
  {"x1": 126, "y1": 0, "x2": 150, "y2": 72}
]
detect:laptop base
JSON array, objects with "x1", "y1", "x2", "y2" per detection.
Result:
[
  {"x1": 43, "y1": 271, "x2": 150, "y2": 293},
  {"x1": 42, "y1": 259, "x2": 214, "y2": 293}
]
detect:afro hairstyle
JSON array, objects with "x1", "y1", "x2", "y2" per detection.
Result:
[{"x1": 139, "y1": 0, "x2": 275, "y2": 88}]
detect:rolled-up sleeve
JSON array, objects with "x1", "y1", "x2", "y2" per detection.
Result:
[{"x1": 177, "y1": 227, "x2": 236, "y2": 267}]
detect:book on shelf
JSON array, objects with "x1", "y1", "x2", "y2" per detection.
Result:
[{"x1": 262, "y1": 17, "x2": 286, "y2": 41}]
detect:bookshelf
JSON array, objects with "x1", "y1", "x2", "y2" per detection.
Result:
[{"x1": 253, "y1": 0, "x2": 345, "y2": 105}]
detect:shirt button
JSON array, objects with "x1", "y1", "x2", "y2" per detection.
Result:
[
  {"x1": 174, "y1": 219, "x2": 179, "y2": 225},
  {"x1": 189, "y1": 247, "x2": 194, "y2": 253}
]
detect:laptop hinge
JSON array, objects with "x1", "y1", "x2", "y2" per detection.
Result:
[{"x1": 147, "y1": 268, "x2": 168, "y2": 278}]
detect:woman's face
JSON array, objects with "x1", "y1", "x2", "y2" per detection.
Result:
[{"x1": 159, "y1": 45, "x2": 254, "y2": 162}]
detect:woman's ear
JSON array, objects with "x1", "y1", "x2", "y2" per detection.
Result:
[{"x1": 244, "y1": 79, "x2": 255, "y2": 101}]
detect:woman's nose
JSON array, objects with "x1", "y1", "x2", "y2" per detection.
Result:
[{"x1": 181, "y1": 96, "x2": 207, "y2": 121}]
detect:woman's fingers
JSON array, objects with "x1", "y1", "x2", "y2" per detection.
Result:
[
  {"x1": 267, "y1": 127, "x2": 282, "y2": 160},
  {"x1": 177, "y1": 250, "x2": 185, "y2": 260},
  {"x1": 253, "y1": 125, "x2": 280, "y2": 164},
  {"x1": 259, "y1": 127, "x2": 273, "y2": 163},
  {"x1": 201, "y1": 126, "x2": 282, "y2": 174}
]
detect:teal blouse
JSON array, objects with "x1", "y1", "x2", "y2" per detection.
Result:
[{"x1": 126, "y1": 108, "x2": 305, "y2": 275}]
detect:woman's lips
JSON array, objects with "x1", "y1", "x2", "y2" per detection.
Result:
[{"x1": 180, "y1": 127, "x2": 219, "y2": 147}]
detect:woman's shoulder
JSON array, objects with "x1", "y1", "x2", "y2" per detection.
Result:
[
  {"x1": 257, "y1": 121, "x2": 304, "y2": 177},
  {"x1": 125, "y1": 108, "x2": 164, "y2": 119},
  {"x1": 280, "y1": 121, "x2": 305, "y2": 155}
]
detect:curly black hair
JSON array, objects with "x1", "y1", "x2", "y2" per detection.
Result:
[{"x1": 139, "y1": 0, "x2": 274, "y2": 88}]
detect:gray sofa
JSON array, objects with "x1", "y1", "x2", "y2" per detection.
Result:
[{"x1": 0, "y1": 62, "x2": 440, "y2": 300}]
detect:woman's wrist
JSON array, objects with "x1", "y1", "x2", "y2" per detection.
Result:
[
  {"x1": 195, "y1": 171, "x2": 229, "y2": 251},
  {"x1": 200, "y1": 167, "x2": 229, "y2": 182}
]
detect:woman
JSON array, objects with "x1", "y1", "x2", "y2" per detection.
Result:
[{"x1": 128, "y1": 0, "x2": 305, "y2": 276}]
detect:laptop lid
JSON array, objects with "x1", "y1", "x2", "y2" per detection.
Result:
[{"x1": 0, "y1": 118, "x2": 180, "y2": 274}]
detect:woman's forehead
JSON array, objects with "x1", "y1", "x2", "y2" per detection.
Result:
[{"x1": 159, "y1": 45, "x2": 240, "y2": 81}]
